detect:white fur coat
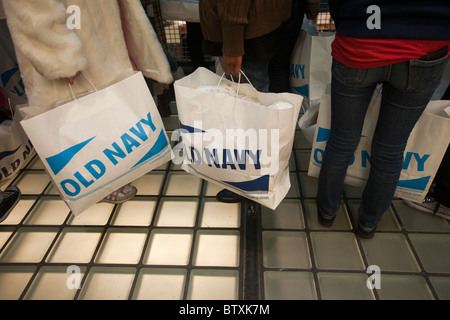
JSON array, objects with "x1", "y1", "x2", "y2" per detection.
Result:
[{"x1": 2, "y1": 0, "x2": 173, "y2": 108}]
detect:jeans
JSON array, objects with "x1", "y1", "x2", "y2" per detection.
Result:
[
  {"x1": 220, "y1": 29, "x2": 280, "y2": 93},
  {"x1": 317, "y1": 55, "x2": 448, "y2": 229},
  {"x1": 240, "y1": 59, "x2": 272, "y2": 92}
]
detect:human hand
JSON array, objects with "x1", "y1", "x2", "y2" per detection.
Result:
[
  {"x1": 222, "y1": 55, "x2": 243, "y2": 77},
  {"x1": 306, "y1": 9, "x2": 318, "y2": 20},
  {"x1": 66, "y1": 71, "x2": 82, "y2": 85}
]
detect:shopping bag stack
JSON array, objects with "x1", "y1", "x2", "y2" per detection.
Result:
[
  {"x1": 289, "y1": 18, "x2": 334, "y2": 146},
  {"x1": 308, "y1": 87, "x2": 450, "y2": 202},
  {"x1": 0, "y1": 36, "x2": 33, "y2": 187},
  {"x1": 0, "y1": 102, "x2": 34, "y2": 187},
  {"x1": 0, "y1": 40, "x2": 27, "y2": 109},
  {"x1": 289, "y1": 19, "x2": 334, "y2": 110},
  {"x1": 174, "y1": 67, "x2": 302, "y2": 209},
  {"x1": 20, "y1": 71, "x2": 172, "y2": 215}
]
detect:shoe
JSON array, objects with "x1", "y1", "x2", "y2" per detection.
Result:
[
  {"x1": 317, "y1": 209, "x2": 335, "y2": 227},
  {"x1": 216, "y1": 189, "x2": 242, "y2": 203},
  {"x1": 403, "y1": 196, "x2": 450, "y2": 221},
  {"x1": 101, "y1": 184, "x2": 137, "y2": 204},
  {"x1": 0, "y1": 186, "x2": 21, "y2": 223},
  {"x1": 316, "y1": 199, "x2": 335, "y2": 227},
  {"x1": 356, "y1": 221, "x2": 377, "y2": 239}
]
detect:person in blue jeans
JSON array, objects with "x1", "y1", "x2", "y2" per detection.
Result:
[{"x1": 317, "y1": 0, "x2": 450, "y2": 238}]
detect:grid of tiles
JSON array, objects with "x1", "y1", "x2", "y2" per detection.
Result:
[
  {"x1": 1, "y1": 116, "x2": 450, "y2": 300},
  {"x1": 0, "y1": 116, "x2": 244, "y2": 300},
  {"x1": 260, "y1": 130, "x2": 450, "y2": 300}
]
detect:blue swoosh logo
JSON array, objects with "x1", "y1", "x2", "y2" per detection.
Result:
[
  {"x1": 221, "y1": 175, "x2": 270, "y2": 192},
  {"x1": 132, "y1": 129, "x2": 169, "y2": 168},
  {"x1": 292, "y1": 84, "x2": 309, "y2": 97},
  {"x1": 316, "y1": 127, "x2": 331, "y2": 142},
  {"x1": 397, "y1": 176, "x2": 431, "y2": 191},
  {"x1": 1, "y1": 67, "x2": 18, "y2": 87},
  {"x1": 179, "y1": 120, "x2": 206, "y2": 133},
  {"x1": 0, "y1": 145, "x2": 21, "y2": 161},
  {"x1": 45, "y1": 137, "x2": 96, "y2": 175}
]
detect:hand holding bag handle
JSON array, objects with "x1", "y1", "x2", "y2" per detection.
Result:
[{"x1": 204, "y1": 70, "x2": 257, "y2": 131}]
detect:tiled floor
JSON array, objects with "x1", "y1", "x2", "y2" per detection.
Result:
[{"x1": 1, "y1": 114, "x2": 449, "y2": 300}]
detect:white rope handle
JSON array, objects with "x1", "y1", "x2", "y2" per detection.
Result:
[
  {"x1": 216, "y1": 72, "x2": 227, "y2": 90},
  {"x1": 7, "y1": 98, "x2": 14, "y2": 117},
  {"x1": 67, "y1": 82, "x2": 76, "y2": 100},
  {"x1": 236, "y1": 70, "x2": 253, "y2": 96},
  {"x1": 211, "y1": 70, "x2": 256, "y2": 109},
  {"x1": 239, "y1": 69, "x2": 253, "y2": 85},
  {"x1": 81, "y1": 73, "x2": 97, "y2": 91},
  {"x1": 67, "y1": 72, "x2": 98, "y2": 100},
  {"x1": 219, "y1": 70, "x2": 254, "y2": 97}
]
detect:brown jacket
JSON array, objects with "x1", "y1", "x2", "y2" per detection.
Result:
[{"x1": 199, "y1": 0, "x2": 292, "y2": 57}]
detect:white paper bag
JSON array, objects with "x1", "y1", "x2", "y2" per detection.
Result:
[
  {"x1": 0, "y1": 105, "x2": 34, "y2": 186},
  {"x1": 289, "y1": 20, "x2": 334, "y2": 109},
  {"x1": 308, "y1": 88, "x2": 450, "y2": 202},
  {"x1": 174, "y1": 67, "x2": 302, "y2": 209},
  {"x1": 297, "y1": 102, "x2": 319, "y2": 145},
  {"x1": 20, "y1": 72, "x2": 172, "y2": 215}
]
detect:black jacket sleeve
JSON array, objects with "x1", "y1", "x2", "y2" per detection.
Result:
[{"x1": 327, "y1": 0, "x2": 343, "y2": 27}]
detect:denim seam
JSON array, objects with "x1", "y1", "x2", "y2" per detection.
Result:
[{"x1": 384, "y1": 64, "x2": 392, "y2": 82}]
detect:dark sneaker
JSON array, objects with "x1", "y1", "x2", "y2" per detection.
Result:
[
  {"x1": 403, "y1": 197, "x2": 450, "y2": 221},
  {"x1": 0, "y1": 186, "x2": 21, "y2": 223},
  {"x1": 316, "y1": 199, "x2": 335, "y2": 227},
  {"x1": 356, "y1": 221, "x2": 377, "y2": 239},
  {"x1": 101, "y1": 184, "x2": 137, "y2": 204},
  {"x1": 216, "y1": 189, "x2": 242, "y2": 203},
  {"x1": 317, "y1": 210, "x2": 335, "y2": 227}
]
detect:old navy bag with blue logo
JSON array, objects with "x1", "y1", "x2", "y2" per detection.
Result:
[
  {"x1": 0, "y1": 105, "x2": 34, "y2": 187},
  {"x1": 20, "y1": 71, "x2": 172, "y2": 216},
  {"x1": 289, "y1": 18, "x2": 335, "y2": 110},
  {"x1": 308, "y1": 86, "x2": 450, "y2": 203},
  {"x1": 174, "y1": 67, "x2": 302, "y2": 210}
]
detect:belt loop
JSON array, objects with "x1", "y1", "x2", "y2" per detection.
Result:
[{"x1": 384, "y1": 64, "x2": 392, "y2": 81}]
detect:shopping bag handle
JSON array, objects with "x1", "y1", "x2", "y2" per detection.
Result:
[
  {"x1": 67, "y1": 72, "x2": 98, "y2": 100},
  {"x1": 236, "y1": 70, "x2": 253, "y2": 96},
  {"x1": 217, "y1": 70, "x2": 254, "y2": 97},
  {"x1": 205, "y1": 70, "x2": 255, "y2": 124},
  {"x1": 6, "y1": 98, "x2": 15, "y2": 117}
]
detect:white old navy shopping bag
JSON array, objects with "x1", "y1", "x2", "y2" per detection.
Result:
[
  {"x1": 21, "y1": 72, "x2": 172, "y2": 215},
  {"x1": 308, "y1": 87, "x2": 450, "y2": 203},
  {"x1": 0, "y1": 105, "x2": 34, "y2": 186},
  {"x1": 289, "y1": 19, "x2": 334, "y2": 109},
  {"x1": 174, "y1": 67, "x2": 302, "y2": 209}
]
